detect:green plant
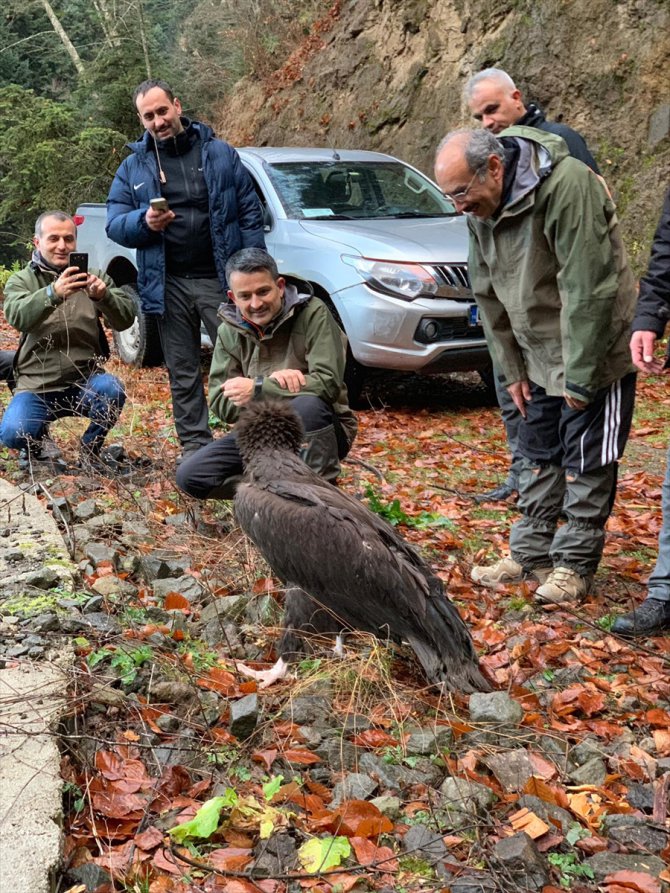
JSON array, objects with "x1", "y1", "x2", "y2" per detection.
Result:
[
  {"x1": 596, "y1": 613, "x2": 616, "y2": 631},
  {"x1": 63, "y1": 781, "x2": 85, "y2": 813},
  {"x1": 178, "y1": 640, "x2": 218, "y2": 670},
  {"x1": 364, "y1": 484, "x2": 456, "y2": 530},
  {"x1": 88, "y1": 645, "x2": 154, "y2": 685},
  {"x1": 381, "y1": 745, "x2": 419, "y2": 769},
  {"x1": 548, "y1": 851, "x2": 594, "y2": 888}
]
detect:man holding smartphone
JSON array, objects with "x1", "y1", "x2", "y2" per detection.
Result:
[
  {"x1": 0, "y1": 210, "x2": 136, "y2": 474},
  {"x1": 106, "y1": 79, "x2": 266, "y2": 464}
]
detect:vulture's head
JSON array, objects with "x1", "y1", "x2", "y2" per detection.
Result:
[{"x1": 235, "y1": 400, "x2": 305, "y2": 462}]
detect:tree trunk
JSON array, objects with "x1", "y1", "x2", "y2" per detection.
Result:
[{"x1": 39, "y1": 0, "x2": 85, "y2": 75}]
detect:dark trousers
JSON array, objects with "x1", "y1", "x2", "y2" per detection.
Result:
[
  {"x1": 158, "y1": 275, "x2": 224, "y2": 451},
  {"x1": 0, "y1": 350, "x2": 16, "y2": 391},
  {"x1": 509, "y1": 373, "x2": 636, "y2": 575},
  {"x1": 495, "y1": 373, "x2": 523, "y2": 487},
  {"x1": 176, "y1": 395, "x2": 348, "y2": 499}
]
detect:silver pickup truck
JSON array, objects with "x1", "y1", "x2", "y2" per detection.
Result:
[{"x1": 75, "y1": 147, "x2": 491, "y2": 401}]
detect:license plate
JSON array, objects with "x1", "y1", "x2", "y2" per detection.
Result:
[{"x1": 468, "y1": 304, "x2": 481, "y2": 326}]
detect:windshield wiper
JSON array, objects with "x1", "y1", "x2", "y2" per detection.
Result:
[
  {"x1": 384, "y1": 211, "x2": 457, "y2": 219},
  {"x1": 304, "y1": 214, "x2": 355, "y2": 220}
]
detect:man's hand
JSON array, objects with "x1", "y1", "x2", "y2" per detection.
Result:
[
  {"x1": 145, "y1": 207, "x2": 175, "y2": 232},
  {"x1": 269, "y1": 369, "x2": 306, "y2": 393},
  {"x1": 507, "y1": 379, "x2": 531, "y2": 417},
  {"x1": 222, "y1": 377, "x2": 254, "y2": 407},
  {"x1": 85, "y1": 274, "x2": 107, "y2": 302},
  {"x1": 53, "y1": 265, "x2": 89, "y2": 300},
  {"x1": 630, "y1": 330, "x2": 666, "y2": 374},
  {"x1": 564, "y1": 394, "x2": 588, "y2": 410}
]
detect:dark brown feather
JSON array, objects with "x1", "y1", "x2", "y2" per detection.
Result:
[{"x1": 234, "y1": 400, "x2": 492, "y2": 693}]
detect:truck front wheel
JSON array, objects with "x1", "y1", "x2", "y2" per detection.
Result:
[{"x1": 112, "y1": 284, "x2": 164, "y2": 367}]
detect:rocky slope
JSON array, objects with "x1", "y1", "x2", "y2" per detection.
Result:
[{"x1": 216, "y1": 0, "x2": 670, "y2": 267}]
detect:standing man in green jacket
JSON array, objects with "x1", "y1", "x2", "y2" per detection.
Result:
[
  {"x1": 0, "y1": 211, "x2": 136, "y2": 474},
  {"x1": 434, "y1": 128, "x2": 637, "y2": 604},
  {"x1": 176, "y1": 248, "x2": 357, "y2": 500}
]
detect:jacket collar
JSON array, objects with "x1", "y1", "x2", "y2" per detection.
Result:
[{"x1": 219, "y1": 283, "x2": 312, "y2": 339}]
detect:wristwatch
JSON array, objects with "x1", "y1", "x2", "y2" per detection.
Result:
[{"x1": 253, "y1": 375, "x2": 264, "y2": 399}]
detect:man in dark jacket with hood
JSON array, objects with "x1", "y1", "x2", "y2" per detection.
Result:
[
  {"x1": 464, "y1": 67, "x2": 600, "y2": 503},
  {"x1": 435, "y1": 128, "x2": 636, "y2": 606},
  {"x1": 176, "y1": 248, "x2": 357, "y2": 501},
  {"x1": 106, "y1": 80, "x2": 266, "y2": 463},
  {"x1": 611, "y1": 186, "x2": 670, "y2": 636}
]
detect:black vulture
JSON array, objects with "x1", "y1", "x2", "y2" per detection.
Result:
[{"x1": 233, "y1": 400, "x2": 491, "y2": 693}]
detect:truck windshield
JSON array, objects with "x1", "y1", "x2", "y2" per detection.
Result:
[{"x1": 266, "y1": 161, "x2": 458, "y2": 220}]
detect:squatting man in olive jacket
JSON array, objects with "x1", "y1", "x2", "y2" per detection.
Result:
[
  {"x1": 176, "y1": 247, "x2": 357, "y2": 500},
  {"x1": 434, "y1": 128, "x2": 637, "y2": 605},
  {"x1": 0, "y1": 211, "x2": 136, "y2": 474}
]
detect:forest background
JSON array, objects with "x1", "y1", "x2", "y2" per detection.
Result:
[{"x1": 0, "y1": 0, "x2": 668, "y2": 272}]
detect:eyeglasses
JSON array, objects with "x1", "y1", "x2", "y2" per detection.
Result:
[{"x1": 443, "y1": 166, "x2": 486, "y2": 206}]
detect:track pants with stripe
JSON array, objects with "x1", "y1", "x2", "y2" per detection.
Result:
[{"x1": 509, "y1": 372, "x2": 636, "y2": 576}]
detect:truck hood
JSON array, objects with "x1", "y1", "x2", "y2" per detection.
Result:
[{"x1": 298, "y1": 216, "x2": 469, "y2": 263}]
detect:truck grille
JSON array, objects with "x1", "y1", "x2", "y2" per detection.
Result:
[{"x1": 434, "y1": 263, "x2": 471, "y2": 293}]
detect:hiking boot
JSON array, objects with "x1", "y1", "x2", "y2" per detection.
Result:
[
  {"x1": 471, "y1": 556, "x2": 552, "y2": 588},
  {"x1": 79, "y1": 444, "x2": 134, "y2": 477},
  {"x1": 535, "y1": 567, "x2": 592, "y2": 604},
  {"x1": 611, "y1": 598, "x2": 670, "y2": 637},
  {"x1": 473, "y1": 481, "x2": 518, "y2": 503},
  {"x1": 18, "y1": 444, "x2": 68, "y2": 474}
]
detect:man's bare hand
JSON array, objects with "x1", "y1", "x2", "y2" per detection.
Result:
[
  {"x1": 507, "y1": 379, "x2": 531, "y2": 417},
  {"x1": 85, "y1": 274, "x2": 107, "y2": 301},
  {"x1": 630, "y1": 330, "x2": 666, "y2": 374},
  {"x1": 269, "y1": 369, "x2": 306, "y2": 393},
  {"x1": 53, "y1": 265, "x2": 89, "y2": 300},
  {"x1": 222, "y1": 377, "x2": 254, "y2": 406},
  {"x1": 564, "y1": 393, "x2": 588, "y2": 410},
  {"x1": 145, "y1": 207, "x2": 175, "y2": 232}
]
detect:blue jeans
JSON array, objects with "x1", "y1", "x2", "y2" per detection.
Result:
[
  {"x1": 0, "y1": 372, "x2": 126, "y2": 452},
  {"x1": 647, "y1": 443, "x2": 670, "y2": 603}
]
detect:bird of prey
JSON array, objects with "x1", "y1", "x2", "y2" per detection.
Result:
[{"x1": 233, "y1": 400, "x2": 491, "y2": 693}]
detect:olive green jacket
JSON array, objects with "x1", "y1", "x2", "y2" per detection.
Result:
[
  {"x1": 467, "y1": 126, "x2": 636, "y2": 403},
  {"x1": 209, "y1": 284, "x2": 357, "y2": 446},
  {"x1": 4, "y1": 263, "x2": 135, "y2": 393}
]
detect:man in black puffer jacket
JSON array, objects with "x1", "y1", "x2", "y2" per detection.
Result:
[
  {"x1": 107, "y1": 80, "x2": 266, "y2": 463},
  {"x1": 464, "y1": 67, "x2": 600, "y2": 504}
]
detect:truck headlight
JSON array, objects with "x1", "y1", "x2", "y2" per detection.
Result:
[{"x1": 342, "y1": 256, "x2": 438, "y2": 301}]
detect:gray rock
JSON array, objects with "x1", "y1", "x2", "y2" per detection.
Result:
[
  {"x1": 31, "y1": 613, "x2": 60, "y2": 633},
  {"x1": 91, "y1": 575, "x2": 137, "y2": 599},
  {"x1": 600, "y1": 814, "x2": 669, "y2": 854},
  {"x1": 469, "y1": 691, "x2": 523, "y2": 725},
  {"x1": 140, "y1": 555, "x2": 175, "y2": 581},
  {"x1": 449, "y1": 874, "x2": 497, "y2": 893},
  {"x1": 359, "y1": 752, "x2": 402, "y2": 790},
  {"x1": 281, "y1": 695, "x2": 333, "y2": 726},
  {"x1": 439, "y1": 777, "x2": 497, "y2": 828},
  {"x1": 315, "y1": 737, "x2": 358, "y2": 771},
  {"x1": 84, "y1": 512, "x2": 123, "y2": 532},
  {"x1": 649, "y1": 103, "x2": 670, "y2": 147},
  {"x1": 24, "y1": 567, "x2": 60, "y2": 590},
  {"x1": 245, "y1": 593, "x2": 282, "y2": 626},
  {"x1": 585, "y1": 852, "x2": 667, "y2": 882},
  {"x1": 568, "y1": 737, "x2": 604, "y2": 767},
  {"x1": 73, "y1": 499, "x2": 102, "y2": 521},
  {"x1": 79, "y1": 612, "x2": 121, "y2": 635},
  {"x1": 568, "y1": 755, "x2": 607, "y2": 786},
  {"x1": 370, "y1": 795, "x2": 402, "y2": 818},
  {"x1": 199, "y1": 595, "x2": 249, "y2": 625},
  {"x1": 401, "y1": 822, "x2": 447, "y2": 862},
  {"x1": 627, "y1": 782, "x2": 654, "y2": 813},
  {"x1": 331, "y1": 772, "x2": 377, "y2": 806},
  {"x1": 201, "y1": 619, "x2": 242, "y2": 651},
  {"x1": 516, "y1": 794, "x2": 573, "y2": 835},
  {"x1": 50, "y1": 496, "x2": 73, "y2": 523},
  {"x1": 296, "y1": 726, "x2": 323, "y2": 748},
  {"x1": 492, "y1": 833, "x2": 548, "y2": 890},
  {"x1": 153, "y1": 575, "x2": 203, "y2": 603},
  {"x1": 66, "y1": 862, "x2": 112, "y2": 891},
  {"x1": 156, "y1": 713, "x2": 180, "y2": 733},
  {"x1": 85, "y1": 543, "x2": 121, "y2": 570},
  {"x1": 484, "y1": 749, "x2": 537, "y2": 792},
  {"x1": 341, "y1": 713, "x2": 371, "y2": 734},
  {"x1": 405, "y1": 727, "x2": 453, "y2": 755},
  {"x1": 149, "y1": 680, "x2": 197, "y2": 705},
  {"x1": 229, "y1": 694, "x2": 259, "y2": 739},
  {"x1": 82, "y1": 595, "x2": 104, "y2": 614},
  {"x1": 253, "y1": 832, "x2": 297, "y2": 875}
]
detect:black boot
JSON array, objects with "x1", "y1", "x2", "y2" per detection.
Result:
[{"x1": 611, "y1": 598, "x2": 670, "y2": 637}]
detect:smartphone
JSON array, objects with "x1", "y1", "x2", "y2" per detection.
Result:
[
  {"x1": 68, "y1": 252, "x2": 88, "y2": 274},
  {"x1": 150, "y1": 197, "x2": 169, "y2": 212}
]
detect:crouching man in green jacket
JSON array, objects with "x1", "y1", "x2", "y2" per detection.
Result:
[
  {"x1": 176, "y1": 248, "x2": 357, "y2": 499},
  {"x1": 435, "y1": 127, "x2": 637, "y2": 605},
  {"x1": 0, "y1": 210, "x2": 136, "y2": 474}
]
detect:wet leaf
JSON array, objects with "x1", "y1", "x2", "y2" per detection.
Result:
[
  {"x1": 168, "y1": 792, "x2": 237, "y2": 842},
  {"x1": 298, "y1": 836, "x2": 351, "y2": 873}
]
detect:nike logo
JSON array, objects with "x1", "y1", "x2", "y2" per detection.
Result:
[{"x1": 133, "y1": 182, "x2": 145, "y2": 190}]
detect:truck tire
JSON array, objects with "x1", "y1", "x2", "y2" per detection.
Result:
[
  {"x1": 112, "y1": 284, "x2": 164, "y2": 367},
  {"x1": 478, "y1": 366, "x2": 498, "y2": 405},
  {"x1": 344, "y1": 348, "x2": 367, "y2": 408}
]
